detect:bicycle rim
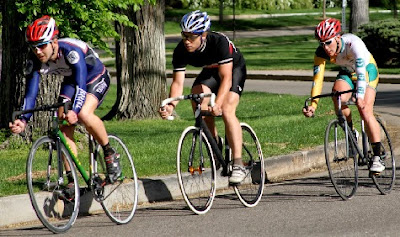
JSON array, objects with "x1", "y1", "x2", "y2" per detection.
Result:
[
  {"x1": 371, "y1": 118, "x2": 395, "y2": 194},
  {"x1": 324, "y1": 120, "x2": 358, "y2": 200},
  {"x1": 234, "y1": 123, "x2": 265, "y2": 207},
  {"x1": 177, "y1": 126, "x2": 216, "y2": 215},
  {"x1": 26, "y1": 136, "x2": 80, "y2": 233},
  {"x1": 96, "y1": 134, "x2": 138, "y2": 224}
]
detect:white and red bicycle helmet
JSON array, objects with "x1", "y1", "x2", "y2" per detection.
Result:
[
  {"x1": 26, "y1": 15, "x2": 59, "y2": 44},
  {"x1": 315, "y1": 18, "x2": 341, "y2": 42}
]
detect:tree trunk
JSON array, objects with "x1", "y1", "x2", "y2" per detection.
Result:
[
  {"x1": 350, "y1": 0, "x2": 369, "y2": 33},
  {"x1": 393, "y1": 0, "x2": 398, "y2": 19},
  {"x1": 219, "y1": 0, "x2": 224, "y2": 24},
  {"x1": 0, "y1": 0, "x2": 26, "y2": 128},
  {"x1": 105, "y1": 1, "x2": 167, "y2": 120},
  {"x1": 1, "y1": 1, "x2": 62, "y2": 139}
]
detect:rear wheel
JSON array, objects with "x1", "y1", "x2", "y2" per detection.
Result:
[
  {"x1": 371, "y1": 118, "x2": 395, "y2": 194},
  {"x1": 95, "y1": 134, "x2": 138, "y2": 224},
  {"x1": 177, "y1": 126, "x2": 216, "y2": 215},
  {"x1": 234, "y1": 123, "x2": 265, "y2": 207},
  {"x1": 324, "y1": 119, "x2": 358, "y2": 200},
  {"x1": 27, "y1": 136, "x2": 80, "y2": 233}
]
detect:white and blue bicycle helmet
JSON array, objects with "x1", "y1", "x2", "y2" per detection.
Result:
[{"x1": 180, "y1": 10, "x2": 211, "y2": 34}]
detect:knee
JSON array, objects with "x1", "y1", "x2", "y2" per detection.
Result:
[{"x1": 78, "y1": 110, "x2": 93, "y2": 125}]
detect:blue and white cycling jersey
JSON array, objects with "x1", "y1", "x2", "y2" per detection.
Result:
[{"x1": 22, "y1": 38, "x2": 105, "y2": 120}]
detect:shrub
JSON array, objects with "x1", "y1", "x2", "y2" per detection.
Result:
[{"x1": 357, "y1": 19, "x2": 400, "y2": 67}]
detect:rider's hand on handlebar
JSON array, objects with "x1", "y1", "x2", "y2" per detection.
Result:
[
  {"x1": 209, "y1": 103, "x2": 222, "y2": 116},
  {"x1": 303, "y1": 106, "x2": 315, "y2": 118},
  {"x1": 65, "y1": 110, "x2": 78, "y2": 125},
  {"x1": 9, "y1": 119, "x2": 26, "y2": 134},
  {"x1": 159, "y1": 104, "x2": 174, "y2": 120}
]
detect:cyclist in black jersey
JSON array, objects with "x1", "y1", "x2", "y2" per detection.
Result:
[{"x1": 159, "y1": 10, "x2": 247, "y2": 184}]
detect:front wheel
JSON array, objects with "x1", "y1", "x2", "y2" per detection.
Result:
[
  {"x1": 177, "y1": 126, "x2": 216, "y2": 215},
  {"x1": 26, "y1": 136, "x2": 80, "y2": 233},
  {"x1": 95, "y1": 134, "x2": 138, "y2": 224},
  {"x1": 324, "y1": 119, "x2": 358, "y2": 200},
  {"x1": 234, "y1": 123, "x2": 265, "y2": 207},
  {"x1": 371, "y1": 118, "x2": 395, "y2": 194}
]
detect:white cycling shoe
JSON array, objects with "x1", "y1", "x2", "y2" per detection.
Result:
[
  {"x1": 370, "y1": 156, "x2": 385, "y2": 173},
  {"x1": 229, "y1": 165, "x2": 246, "y2": 184}
]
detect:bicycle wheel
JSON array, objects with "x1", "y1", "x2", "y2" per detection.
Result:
[
  {"x1": 234, "y1": 123, "x2": 265, "y2": 207},
  {"x1": 177, "y1": 126, "x2": 216, "y2": 215},
  {"x1": 95, "y1": 134, "x2": 138, "y2": 224},
  {"x1": 371, "y1": 118, "x2": 395, "y2": 194},
  {"x1": 324, "y1": 119, "x2": 358, "y2": 200},
  {"x1": 27, "y1": 136, "x2": 80, "y2": 233}
]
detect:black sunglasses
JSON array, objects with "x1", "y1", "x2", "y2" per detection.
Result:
[{"x1": 181, "y1": 32, "x2": 201, "y2": 42}]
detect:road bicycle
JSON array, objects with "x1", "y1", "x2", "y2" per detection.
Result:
[
  {"x1": 12, "y1": 102, "x2": 138, "y2": 233},
  {"x1": 304, "y1": 89, "x2": 395, "y2": 200},
  {"x1": 161, "y1": 93, "x2": 265, "y2": 214}
]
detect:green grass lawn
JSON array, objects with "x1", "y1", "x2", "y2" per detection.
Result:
[
  {"x1": 166, "y1": 34, "x2": 400, "y2": 74},
  {"x1": 0, "y1": 84, "x2": 355, "y2": 197},
  {"x1": 165, "y1": 8, "x2": 396, "y2": 34}
]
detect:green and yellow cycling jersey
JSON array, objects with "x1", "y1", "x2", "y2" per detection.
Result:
[{"x1": 311, "y1": 33, "x2": 379, "y2": 109}]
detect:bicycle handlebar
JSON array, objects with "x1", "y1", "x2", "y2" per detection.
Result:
[
  {"x1": 160, "y1": 93, "x2": 216, "y2": 121},
  {"x1": 11, "y1": 101, "x2": 72, "y2": 122},
  {"x1": 304, "y1": 89, "x2": 356, "y2": 109}
]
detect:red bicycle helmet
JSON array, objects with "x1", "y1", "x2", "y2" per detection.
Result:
[
  {"x1": 26, "y1": 15, "x2": 59, "y2": 44},
  {"x1": 315, "y1": 18, "x2": 341, "y2": 42}
]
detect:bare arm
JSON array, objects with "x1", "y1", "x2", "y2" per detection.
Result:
[{"x1": 159, "y1": 71, "x2": 185, "y2": 119}]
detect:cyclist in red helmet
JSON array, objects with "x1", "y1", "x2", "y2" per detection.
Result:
[
  {"x1": 159, "y1": 10, "x2": 247, "y2": 184},
  {"x1": 303, "y1": 18, "x2": 384, "y2": 173},
  {"x1": 10, "y1": 15, "x2": 121, "y2": 184}
]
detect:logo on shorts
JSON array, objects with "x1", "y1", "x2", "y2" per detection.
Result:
[
  {"x1": 93, "y1": 78, "x2": 108, "y2": 94},
  {"x1": 67, "y1": 51, "x2": 80, "y2": 64},
  {"x1": 237, "y1": 85, "x2": 243, "y2": 92}
]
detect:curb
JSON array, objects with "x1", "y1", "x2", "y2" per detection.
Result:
[{"x1": 0, "y1": 144, "x2": 326, "y2": 228}]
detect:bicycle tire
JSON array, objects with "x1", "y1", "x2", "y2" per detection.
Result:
[
  {"x1": 95, "y1": 134, "x2": 138, "y2": 224},
  {"x1": 371, "y1": 118, "x2": 395, "y2": 194},
  {"x1": 234, "y1": 123, "x2": 265, "y2": 207},
  {"x1": 177, "y1": 126, "x2": 216, "y2": 215},
  {"x1": 324, "y1": 119, "x2": 358, "y2": 200},
  {"x1": 26, "y1": 136, "x2": 80, "y2": 233}
]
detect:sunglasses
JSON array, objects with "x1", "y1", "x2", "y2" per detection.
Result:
[
  {"x1": 181, "y1": 32, "x2": 201, "y2": 42},
  {"x1": 319, "y1": 38, "x2": 334, "y2": 47},
  {"x1": 29, "y1": 41, "x2": 52, "y2": 51}
]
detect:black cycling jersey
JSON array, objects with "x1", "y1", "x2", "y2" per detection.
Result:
[{"x1": 172, "y1": 31, "x2": 245, "y2": 71}]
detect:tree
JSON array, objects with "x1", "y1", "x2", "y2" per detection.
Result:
[
  {"x1": 349, "y1": 0, "x2": 369, "y2": 33},
  {"x1": 104, "y1": 0, "x2": 167, "y2": 120},
  {"x1": 0, "y1": 0, "x2": 140, "y2": 133}
]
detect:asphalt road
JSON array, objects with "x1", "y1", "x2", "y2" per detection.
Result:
[{"x1": 3, "y1": 79, "x2": 400, "y2": 237}]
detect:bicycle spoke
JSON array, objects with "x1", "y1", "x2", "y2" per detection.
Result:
[
  {"x1": 325, "y1": 120, "x2": 358, "y2": 200},
  {"x1": 27, "y1": 137, "x2": 80, "y2": 233}
]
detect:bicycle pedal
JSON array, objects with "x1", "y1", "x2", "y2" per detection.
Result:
[{"x1": 228, "y1": 181, "x2": 241, "y2": 187}]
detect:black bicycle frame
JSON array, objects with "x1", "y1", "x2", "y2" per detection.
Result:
[{"x1": 193, "y1": 97, "x2": 231, "y2": 176}]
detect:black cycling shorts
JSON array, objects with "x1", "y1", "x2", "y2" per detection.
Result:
[
  {"x1": 58, "y1": 70, "x2": 111, "y2": 108},
  {"x1": 192, "y1": 63, "x2": 247, "y2": 96}
]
